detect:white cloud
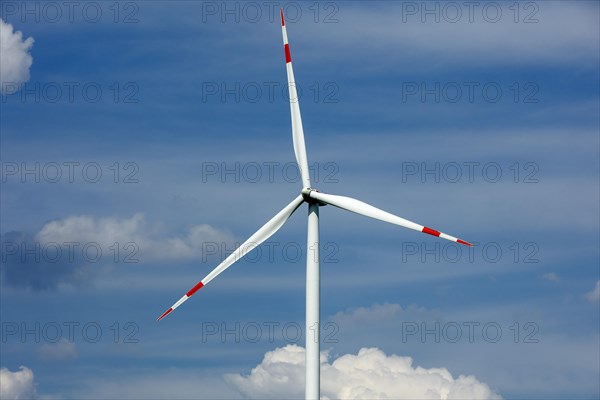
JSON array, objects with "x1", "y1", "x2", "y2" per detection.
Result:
[
  {"x1": 542, "y1": 273, "x2": 560, "y2": 282},
  {"x1": 35, "y1": 213, "x2": 234, "y2": 263},
  {"x1": 225, "y1": 345, "x2": 501, "y2": 399},
  {"x1": 38, "y1": 338, "x2": 78, "y2": 361},
  {"x1": 0, "y1": 366, "x2": 37, "y2": 399},
  {"x1": 0, "y1": 18, "x2": 34, "y2": 94},
  {"x1": 585, "y1": 280, "x2": 600, "y2": 304}
]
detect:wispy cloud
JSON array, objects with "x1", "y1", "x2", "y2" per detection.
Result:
[
  {"x1": 38, "y1": 338, "x2": 79, "y2": 361},
  {"x1": 300, "y1": 2, "x2": 599, "y2": 67},
  {"x1": 542, "y1": 273, "x2": 560, "y2": 282},
  {"x1": 585, "y1": 280, "x2": 600, "y2": 304}
]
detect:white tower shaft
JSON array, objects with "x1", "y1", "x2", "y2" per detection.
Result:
[{"x1": 305, "y1": 202, "x2": 320, "y2": 400}]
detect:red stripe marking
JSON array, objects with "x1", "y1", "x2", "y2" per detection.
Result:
[
  {"x1": 457, "y1": 239, "x2": 473, "y2": 247},
  {"x1": 284, "y1": 44, "x2": 291, "y2": 63},
  {"x1": 280, "y1": 9, "x2": 285, "y2": 26},
  {"x1": 186, "y1": 281, "x2": 204, "y2": 297},
  {"x1": 422, "y1": 226, "x2": 441, "y2": 237},
  {"x1": 157, "y1": 308, "x2": 173, "y2": 321}
]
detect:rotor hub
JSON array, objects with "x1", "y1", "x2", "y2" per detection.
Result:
[{"x1": 302, "y1": 188, "x2": 326, "y2": 206}]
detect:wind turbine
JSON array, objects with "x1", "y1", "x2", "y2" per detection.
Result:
[{"x1": 157, "y1": 9, "x2": 472, "y2": 400}]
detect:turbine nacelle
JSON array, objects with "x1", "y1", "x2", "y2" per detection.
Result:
[{"x1": 301, "y1": 187, "x2": 325, "y2": 205}]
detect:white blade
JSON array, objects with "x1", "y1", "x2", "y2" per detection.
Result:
[
  {"x1": 281, "y1": 9, "x2": 311, "y2": 189},
  {"x1": 158, "y1": 195, "x2": 305, "y2": 320},
  {"x1": 307, "y1": 190, "x2": 472, "y2": 246}
]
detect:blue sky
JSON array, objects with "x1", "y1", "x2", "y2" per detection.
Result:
[{"x1": 1, "y1": 1, "x2": 599, "y2": 399}]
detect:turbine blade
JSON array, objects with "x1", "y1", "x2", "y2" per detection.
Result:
[
  {"x1": 281, "y1": 8, "x2": 311, "y2": 189},
  {"x1": 307, "y1": 190, "x2": 472, "y2": 246},
  {"x1": 157, "y1": 195, "x2": 305, "y2": 321}
]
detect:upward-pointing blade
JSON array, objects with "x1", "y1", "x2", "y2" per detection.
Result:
[
  {"x1": 281, "y1": 9, "x2": 311, "y2": 189},
  {"x1": 157, "y1": 195, "x2": 305, "y2": 321},
  {"x1": 307, "y1": 190, "x2": 473, "y2": 246}
]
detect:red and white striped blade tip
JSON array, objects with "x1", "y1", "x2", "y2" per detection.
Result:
[
  {"x1": 422, "y1": 226, "x2": 473, "y2": 247},
  {"x1": 157, "y1": 308, "x2": 172, "y2": 321},
  {"x1": 280, "y1": 8, "x2": 285, "y2": 26},
  {"x1": 157, "y1": 281, "x2": 204, "y2": 321}
]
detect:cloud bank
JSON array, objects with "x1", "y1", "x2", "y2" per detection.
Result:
[
  {"x1": 225, "y1": 345, "x2": 500, "y2": 399},
  {"x1": 0, "y1": 366, "x2": 37, "y2": 399},
  {"x1": 0, "y1": 18, "x2": 33, "y2": 94}
]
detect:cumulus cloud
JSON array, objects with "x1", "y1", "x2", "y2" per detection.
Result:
[
  {"x1": 1, "y1": 214, "x2": 233, "y2": 290},
  {"x1": 585, "y1": 280, "x2": 600, "y2": 304},
  {"x1": 38, "y1": 338, "x2": 78, "y2": 361},
  {"x1": 0, "y1": 366, "x2": 37, "y2": 399},
  {"x1": 542, "y1": 273, "x2": 560, "y2": 282},
  {"x1": 225, "y1": 345, "x2": 501, "y2": 399},
  {"x1": 0, "y1": 18, "x2": 34, "y2": 94},
  {"x1": 35, "y1": 213, "x2": 233, "y2": 262}
]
